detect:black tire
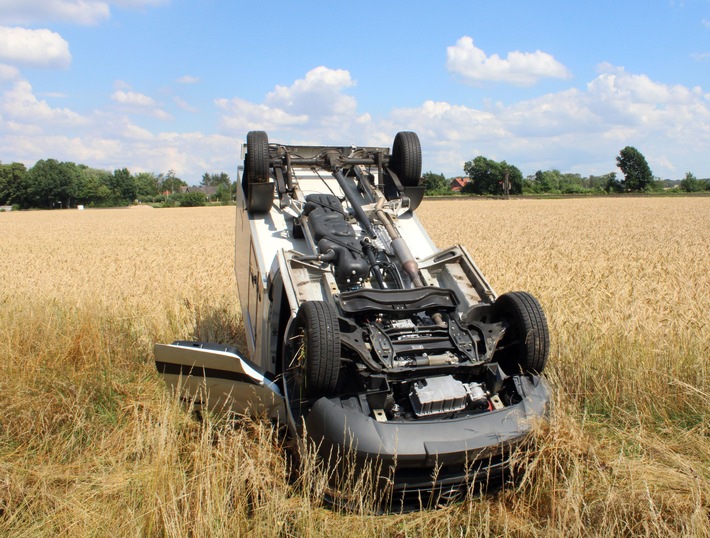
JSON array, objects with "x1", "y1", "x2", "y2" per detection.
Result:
[
  {"x1": 245, "y1": 131, "x2": 269, "y2": 183},
  {"x1": 492, "y1": 292, "x2": 549, "y2": 375},
  {"x1": 290, "y1": 301, "x2": 341, "y2": 396},
  {"x1": 389, "y1": 131, "x2": 422, "y2": 187},
  {"x1": 243, "y1": 131, "x2": 273, "y2": 213}
]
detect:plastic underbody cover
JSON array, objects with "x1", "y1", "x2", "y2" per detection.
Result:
[
  {"x1": 304, "y1": 193, "x2": 369, "y2": 285},
  {"x1": 303, "y1": 375, "x2": 551, "y2": 491}
]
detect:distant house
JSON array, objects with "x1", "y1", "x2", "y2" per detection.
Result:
[{"x1": 449, "y1": 177, "x2": 471, "y2": 192}]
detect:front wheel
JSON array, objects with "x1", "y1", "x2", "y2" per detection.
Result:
[
  {"x1": 286, "y1": 301, "x2": 341, "y2": 397},
  {"x1": 492, "y1": 292, "x2": 550, "y2": 375}
]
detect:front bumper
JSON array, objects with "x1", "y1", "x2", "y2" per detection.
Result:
[{"x1": 303, "y1": 375, "x2": 551, "y2": 501}]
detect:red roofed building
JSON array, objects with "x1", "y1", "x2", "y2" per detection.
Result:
[{"x1": 449, "y1": 177, "x2": 471, "y2": 192}]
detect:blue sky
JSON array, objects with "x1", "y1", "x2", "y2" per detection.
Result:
[{"x1": 1, "y1": 0, "x2": 709, "y2": 182}]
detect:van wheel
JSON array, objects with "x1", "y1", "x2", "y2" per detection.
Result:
[
  {"x1": 389, "y1": 131, "x2": 422, "y2": 187},
  {"x1": 288, "y1": 301, "x2": 341, "y2": 396},
  {"x1": 244, "y1": 131, "x2": 273, "y2": 212},
  {"x1": 245, "y1": 131, "x2": 269, "y2": 182},
  {"x1": 492, "y1": 292, "x2": 550, "y2": 375}
]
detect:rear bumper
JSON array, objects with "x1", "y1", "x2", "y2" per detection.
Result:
[{"x1": 303, "y1": 375, "x2": 550, "y2": 498}]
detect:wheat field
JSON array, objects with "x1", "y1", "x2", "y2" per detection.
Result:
[{"x1": 0, "y1": 198, "x2": 708, "y2": 537}]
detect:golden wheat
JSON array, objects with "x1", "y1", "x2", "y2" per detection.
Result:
[{"x1": 0, "y1": 198, "x2": 707, "y2": 536}]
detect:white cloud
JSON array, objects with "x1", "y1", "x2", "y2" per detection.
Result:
[
  {"x1": 1, "y1": 116, "x2": 239, "y2": 180},
  {"x1": 388, "y1": 100, "x2": 503, "y2": 141},
  {"x1": 113, "y1": 80, "x2": 132, "y2": 90},
  {"x1": 152, "y1": 108, "x2": 172, "y2": 121},
  {"x1": 216, "y1": 66, "x2": 364, "y2": 139},
  {"x1": 0, "y1": 27, "x2": 72, "y2": 68},
  {"x1": 216, "y1": 96, "x2": 308, "y2": 132},
  {"x1": 0, "y1": 79, "x2": 88, "y2": 126},
  {"x1": 110, "y1": 88, "x2": 172, "y2": 120},
  {"x1": 176, "y1": 75, "x2": 199, "y2": 84},
  {"x1": 2, "y1": 119, "x2": 43, "y2": 135},
  {"x1": 0, "y1": 63, "x2": 20, "y2": 80},
  {"x1": 41, "y1": 91, "x2": 69, "y2": 98},
  {"x1": 173, "y1": 96, "x2": 198, "y2": 113},
  {"x1": 0, "y1": 0, "x2": 167, "y2": 26},
  {"x1": 266, "y1": 66, "x2": 357, "y2": 120},
  {"x1": 111, "y1": 90, "x2": 155, "y2": 107},
  {"x1": 387, "y1": 64, "x2": 710, "y2": 177},
  {"x1": 2, "y1": 61, "x2": 708, "y2": 183},
  {"x1": 110, "y1": 116, "x2": 154, "y2": 140},
  {"x1": 0, "y1": 1, "x2": 110, "y2": 26},
  {"x1": 110, "y1": 0, "x2": 168, "y2": 7},
  {"x1": 62, "y1": 64, "x2": 710, "y2": 179},
  {"x1": 2, "y1": 134, "x2": 123, "y2": 165},
  {"x1": 446, "y1": 36, "x2": 571, "y2": 86}
]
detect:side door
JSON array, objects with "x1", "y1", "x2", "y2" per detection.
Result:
[{"x1": 154, "y1": 341, "x2": 285, "y2": 420}]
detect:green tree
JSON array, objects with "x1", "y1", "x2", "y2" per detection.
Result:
[
  {"x1": 180, "y1": 191, "x2": 207, "y2": 206},
  {"x1": 586, "y1": 173, "x2": 616, "y2": 191},
  {"x1": 604, "y1": 172, "x2": 624, "y2": 193},
  {"x1": 160, "y1": 170, "x2": 186, "y2": 194},
  {"x1": 421, "y1": 171, "x2": 448, "y2": 194},
  {"x1": 215, "y1": 182, "x2": 233, "y2": 203},
  {"x1": 110, "y1": 168, "x2": 136, "y2": 203},
  {"x1": 533, "y1": 170, "x2": 554, "y2": 192},
  {"x1": 0, "y1": 162, "x2": 28, "y2": 205},
  {"x1": 76, "y1": 166, "x2": 112, "y2": 206},
  {"x1": 617, "y1": 146, "x2": 653, "y2": 191},
  {"x1": 25, "y1": 159, "x2": 80, "y2": 208},
  {"x1": 558, "y1": 172, "x2": 585, "y2": 194},
  {"x1": 679, "y1": 172, "x2": 705, "y2": 193},
  {"x1": 201, "y1": 172, "x2": 230, "y2": 187},
  {"x1": 463, "y1": 156, "x2": 523, "y2": 195},
  {"x1": 134, "y1": 172, "x2": 161, "y2": 197}
]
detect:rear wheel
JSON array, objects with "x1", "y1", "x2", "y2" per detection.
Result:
[
  {"x1": 389, "y1": 131, "x2": 422, "y2": 187},
  {"x1": 243, "y1": 131, "x2": 273, "y2": 212},
  {"x1": 492, "y1": 292, "x2": 549, "y2": 375},
  {"x1": 287, "y1": 301, "x2": 341, "y2": 397},
  {"x1": 245, "y1": 131, "x2": 269, "y2": 183}
]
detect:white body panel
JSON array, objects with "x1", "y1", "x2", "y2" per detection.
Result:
[{"x1": 154, "y1": 342, "x2": 285, "y2": 419}]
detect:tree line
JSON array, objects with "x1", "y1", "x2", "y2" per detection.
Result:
[
  {"x1": 0, "y1": 159, "x2": 234, "y2": 209},
  {"x1": 3, "y1": 145, "x2": 708, "y2": 209},
  {"x1": 423, "y1": 146, "x2": 710, "y2": 196}
]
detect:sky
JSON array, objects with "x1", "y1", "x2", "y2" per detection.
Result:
[{"x1": 0, "y1": 0, "x2": 709, "y2": 183}]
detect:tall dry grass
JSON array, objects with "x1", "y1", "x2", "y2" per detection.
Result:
[{"x1": 0, "y1": 199, "x2": 707, "y2": 536}]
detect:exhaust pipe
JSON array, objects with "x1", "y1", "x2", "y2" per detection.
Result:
[
  {"x1": 332, "y1": 169, "x2": 445, "y2": 327},
  {"x1": 374, "y1": 197, "x2": 445, "y2": 327}
]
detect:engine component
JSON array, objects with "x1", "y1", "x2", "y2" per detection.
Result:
[
  {"x1": 465, "y1": 382, "x2": 488, "y2": 409},
  {"x1": 393, "y1": 352, "x2": 460, "y2": 368},
  {"x1": 409, "y1": 375, "x2": 468, "y2": 417}
]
